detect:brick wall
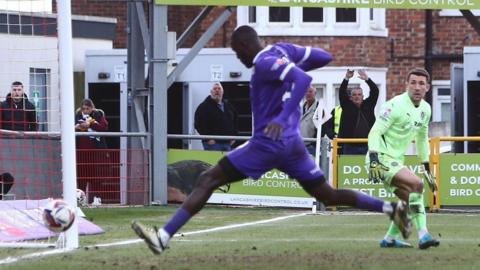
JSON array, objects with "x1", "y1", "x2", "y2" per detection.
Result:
[
  {"x1": 168, "y1": 6, "x2": 236, "y2": 48},
  {"x1": 432, "y1": 10, "x2": 480, "y2": 80},
  {"x1": 167, "y1": 6, "x2": 202, "y2": 48},
  {"x1": 57, "y1": 4, "x2": 480, "y2": 99},
  {"x1": 261, "y1": 36, "x2": 387, "y2": 67},
  {"x1": 54, "y1": 0, "x2": 128, "y2": 48},
  {"x1": 385, "y1": 9, "x2": 426, "y2": 98}
]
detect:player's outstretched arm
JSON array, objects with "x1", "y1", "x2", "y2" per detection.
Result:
[{"x1": 296, "y1": 47, "x2": 333, "y2": 72}]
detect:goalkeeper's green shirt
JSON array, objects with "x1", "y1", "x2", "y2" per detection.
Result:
[{"x1": 368, "y1": 92, "x2": 431, "y2": 162}]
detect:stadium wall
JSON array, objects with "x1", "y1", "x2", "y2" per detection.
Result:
[{"x1": 60, "y1": 5, "x2": 480, "y2": 101}]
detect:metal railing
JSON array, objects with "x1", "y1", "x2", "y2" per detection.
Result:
[
  {"x1": 430, "y1": 136, "x2": 480, "y2": 209},
  {"x1": 166, "y1": 134, "x2": 318, "y2": 143},
  {"x1": 332, "y1": 136, "x2": 480, "y2": 210}
]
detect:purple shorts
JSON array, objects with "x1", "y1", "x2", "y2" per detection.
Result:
[{"x1": 226, "y1": 135, "x2": 324, "y2": 181}]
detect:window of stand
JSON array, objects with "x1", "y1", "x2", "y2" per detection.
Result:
[
  {"x1": 238, "y1": 6, "x2": 387, "y2": 37},
  {"x1": 29, "y1": 67, "x2": 50, "y2": 131}
]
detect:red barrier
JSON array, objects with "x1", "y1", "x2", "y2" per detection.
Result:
[{"x1": 76, "y1": 148, "x2": 149, "y2": 205}]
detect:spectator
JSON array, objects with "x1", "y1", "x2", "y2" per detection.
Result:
[
  {"x1": 338, "y1": 69, "x2": 379, "y2": 155},
  {"x1": 75, "y1": 98, "x2": 109, "y2": 149},
  {"x1": 322, "y1": 105, "x2": 342, "y2": 140},
  {"x1": 194, "y1": 82, "x2": 238, "y2": 151},
  {"x1": 0, "y1": 81, "x2": 37, "y2": 131},
  {"x1": 300, "y1": 85, "x2": 319, "y2": 155},
  {"x1": 75, "y1": 98, "x2": 109, "y2": 203}
]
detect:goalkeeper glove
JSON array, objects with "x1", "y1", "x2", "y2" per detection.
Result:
[
  {"x1": 422, "y1": 162, "x2": 437, "y2": 192},
  {"x1": 369, "y1": 152, "x2": 389, "y2": 183}
]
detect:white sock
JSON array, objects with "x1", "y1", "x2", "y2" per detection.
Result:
[
  {"x1": 157, "y1": 228, "x2": 171, "y2": 246},
  {"x1": 418, "y1": 228, "x2": 429, "y2": 239},
  {"x1": 384, "y1": 235, "x2": 395, "y2": 242},
  {"x1": 382, "y1": 202, "x2": 394, "y2": 215}
]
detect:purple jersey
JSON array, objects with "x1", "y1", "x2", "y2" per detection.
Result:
[
  {"x1": 249, "y1": 43, "x2": 332, "y2": 144},
  {"x1": 225, "y1": 43, "x2": 332, "y2": 181}
]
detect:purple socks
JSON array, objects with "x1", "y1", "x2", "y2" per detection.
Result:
[
  {"x1": 355, "y1": 192, "x2": 386, "y2": 213},
  {"x1": 163, "y1": 208, "x2": 192, "y2": 236}
]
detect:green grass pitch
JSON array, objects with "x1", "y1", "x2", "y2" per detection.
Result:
[{"x1": 2, "y1": 206, "x2": 480, "y2": 270}]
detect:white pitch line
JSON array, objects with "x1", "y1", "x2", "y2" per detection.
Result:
[
  {"x1": 0, "y1": 212, "x2": 307, "y2": 265},
  {"x1": 93, "y1": 239, "x2": 143, "y2": 247},
  {"x1": 0, "y1": 248, "x2": 76, "y2": 265},
  {"x1": 173, "y1": 212, "x2": 307, "y2": 237}
]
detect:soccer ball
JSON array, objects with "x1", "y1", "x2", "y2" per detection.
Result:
[
  {"x1": 43, "y1": 199, "x2": 76, "y2": 232},
  {"x1": 77, "y1": 188, "x2": 88, "y2": 207}
]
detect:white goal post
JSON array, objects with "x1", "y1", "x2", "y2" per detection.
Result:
[{"x1": 58, "y1": 0, "x2": 78, "y2": 250}]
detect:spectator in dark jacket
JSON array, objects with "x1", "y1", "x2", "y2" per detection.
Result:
[
  {"x1": 339, "y1": 69, "x2": 379, "y2": 155},
  {"x1": 0, "y1": 81, "x2": 37, "y2": 131},
  {"x1": 194, "y1": 82, "x2": 238, "y2": 151}
]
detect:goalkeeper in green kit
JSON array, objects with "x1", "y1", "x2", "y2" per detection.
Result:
[{"x1": 367, "y1": 68, "x2": 439, "y2": 249}]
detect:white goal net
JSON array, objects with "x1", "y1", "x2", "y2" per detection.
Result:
[{"x1": 0, "y1": 0, "x2": 78, "y2": 249}]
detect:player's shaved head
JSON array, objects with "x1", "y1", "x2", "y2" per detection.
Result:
[
  {"x1": 231, "y1": 25, "x2": 259, "y2": 44},
  {"x1": 231, "y1": 25, "x2": 263, "y2": 68}
]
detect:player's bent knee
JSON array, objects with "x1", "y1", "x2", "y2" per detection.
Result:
[{"x1": 414, "y1": 181, "x2": 424, "y2": 193}]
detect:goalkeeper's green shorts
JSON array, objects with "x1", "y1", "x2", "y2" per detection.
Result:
[{"x1": 366, "y1": 153, "x2": 404, "y2": 193}]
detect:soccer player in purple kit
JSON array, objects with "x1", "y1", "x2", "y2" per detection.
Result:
[{"x1": 131, "y1": 25, "x2": 411, "y2": 255}]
